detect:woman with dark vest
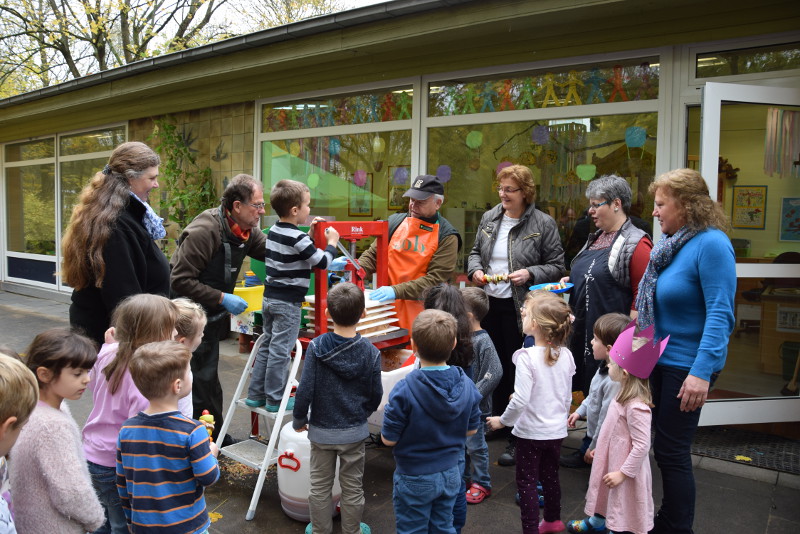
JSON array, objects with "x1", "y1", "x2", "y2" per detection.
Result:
[
  {"x1": 559, "y1": 175, "x2": 652, "y2": 469},
  {"x1": 61, "y1": 141, "x2": 169, "y2": 346}
]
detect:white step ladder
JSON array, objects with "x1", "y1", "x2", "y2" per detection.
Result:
[{"x1": 216, "y1": 335, "x2": 304, "y2": 521}]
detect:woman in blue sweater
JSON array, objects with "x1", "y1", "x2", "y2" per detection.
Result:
[{"x1": 636, "y1": 168, "x2": 736, "y2": 534}]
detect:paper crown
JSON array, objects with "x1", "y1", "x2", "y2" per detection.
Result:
[{"x1": 609, "y1": 321, "x2": 669, "y2": 379}]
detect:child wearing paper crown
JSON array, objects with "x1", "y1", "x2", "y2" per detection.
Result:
[{"x1": 582, "y1": 322, "x2": 669, "y2": 534}]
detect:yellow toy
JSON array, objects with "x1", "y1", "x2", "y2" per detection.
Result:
[{"x1": 199, "y1": 410, "x2": 215, "y2": 438}]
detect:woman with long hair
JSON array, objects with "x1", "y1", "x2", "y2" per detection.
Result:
[{"x1": 61, "y1": 141, "x2": 169, "y2": 345}]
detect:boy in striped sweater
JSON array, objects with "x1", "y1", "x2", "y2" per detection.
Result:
[
  {"x1": 247, "y1": 179, "x2": 340, "y2": 412},
  {"x1": 116, "y1": 341, "x2": 220, "y2": 534}
]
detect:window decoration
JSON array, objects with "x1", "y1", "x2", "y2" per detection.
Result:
[{"x1": 732, "y1": 186, "x2": 767, "y2": 230}]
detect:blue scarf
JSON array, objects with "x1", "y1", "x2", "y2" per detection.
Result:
[
  {"x1": 129, "y1": 192, "x2": 166, "y2": 240},
  {"x1": 636, "y1": 226, "x2": 698, "y2": 329}
]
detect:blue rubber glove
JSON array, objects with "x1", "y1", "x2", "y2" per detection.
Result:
[
  {"x1": 221, "y1": 293, "x2": 248, "y2": 315},
  {"x1": 370, "y1": 286, "x2": 396, "y2": 302},
  {"x1": 328, "y1": 256, "x2": 348, "y2": 271}
]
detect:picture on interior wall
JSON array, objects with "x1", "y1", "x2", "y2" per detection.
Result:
[
  {"x1": 779, "y1": 197, "x2": 800, "y2": 242},
  {"x1": 349, "y1": 171, "x2": 373, "y2": 217},
  {"x1": 732, "y1": 185, "x2": 767, "y2": 229},
  {"x1": 388, "y1": 165, "x2": 410, "y2": 210}
]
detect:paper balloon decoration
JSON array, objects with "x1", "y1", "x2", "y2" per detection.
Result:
[
  {"x1": 329, "y1": 138, "x2": 341, "y2": 156},
  {"x1": 625, "y1": 127, "x2": 646, "y2": 148},
  {"x1": 308, "y1": 173, "x2": 320, "y2": 189},
  {"x1": 576, "y1": 164, "x2": 597, "y2": 181},
  {"x1": 436, "y1": 165, "x2": 452, "y2": 183},
  {"x1": 354, "y1": 170, "x2": 367, "y2": 187},
  {"x1": 393, "y1": 167, "x2": 410, "y2": 185},
  {"x1": 289, "y1": 141, "x2": 301, "y2": 157},
  {"x1": 373, "y1": 137, "x2": 386, "y2": 152},
  {"x1": 532, "y1": 125, "x2": 550, "y2": 145},
  {"x1": 466, "y1": 131, "x2": 483, "y2": 149},
  {"x1": 496, "y1": 161, "x2": 513, "y2": 174}
]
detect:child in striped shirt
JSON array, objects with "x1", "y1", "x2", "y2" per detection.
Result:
[{"x1": 116, "y1": 341, "x2": 219, "y2": 534}]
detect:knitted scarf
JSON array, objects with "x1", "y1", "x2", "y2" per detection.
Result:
[
  {"x1": 635, "y1": 226, "x2": 698, "y2": 329},
  {"x1": 128, "y1": 192, "x2": 166, "y2": 240}
]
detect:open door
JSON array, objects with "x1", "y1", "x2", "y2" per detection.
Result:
[{"x1": 698, "y1": 82, "x2": 800, "y2": 426}]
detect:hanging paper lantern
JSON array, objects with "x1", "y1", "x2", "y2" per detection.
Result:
[
  {"x1": 436, "y1": 165, "x2": 452, "y2": 183},
  {"x1": 393, "y1": 166, "x2": 410, "y2": 185},
  {"x1": 373, "y1": 137, "x2": 386, "y2": 152},
  {"x1": 576, "y1": 164, "x2": 597, "y2": 181},
  {"x1": 354, "y1": 169, "x2": 367, "y2": 187},
  {"x1": 329, "y1": 138, "x2": 341, "y2": 156},
  {"x1": 465, "y1": 131, "x2": 483, "y2": 149},
  {"x1": 496, "y1": 161, "x2": 513, "y2": 175},
  {"x1": 308, "y1": 173, "x2": 320, "y2": 189},
  {"x1": 532, "y1": 125, "x2": 550, "y2": 145},
  {"x1": 289, "y1": 141, "x2": 301, "y2": 157},
  {"x1": 469, "y1": 158, "x2": 481, "y2": 171},
  {"x1": 625, "y1": 127, "x2": 646, "y2": 148}
]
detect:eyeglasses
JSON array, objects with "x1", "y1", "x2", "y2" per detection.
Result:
[
  {"x1": 248, "y1": 202, "x2": 266, "y2": 210},
  {"x1": 496, "y1": 187, "x2": 522, "y2": 194},
  {"x1": 588, "y1": 200, "x2": 609, "y2": 210}
]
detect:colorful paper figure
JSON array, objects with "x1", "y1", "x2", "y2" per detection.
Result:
[
  {"x1": 382, "y1": 93, "x2": 395, "y2": 121},
  {"x1": 607, "y1": 64, "x2": 629, "y2": 102},
  {"x1": 499, "y1": 79, "x2": 516, "y2": 111},
  {"x1": 396, "y1": 91, "x2": 412, "y2": 119},
  {"x1": 313, "y1": 103, "x2": 324, "y2": 127},
  {"x1": 301, "y1": 104, "x2": 313, "y2": 129},
  {"x1": 436, "y1": 165, "x2": 452, "y2": 183},
  {"x1": 480, "y1": 81, "x2": 498, "y2": 113},
  {"x1": 289, "y1": 105, "x2": 300, "y2": 129},
  {"x1": 519, "y1": 77, "x2": 537, "y2": 110},
  {"x1": 541, "y1": 73, "x2": 562, "y2": 108},
  {"x1": 277, "y1": 109, "x2": 288, "y2": 130},
  {"x1": 325, "y1": 100, "x2": 336, "y2": 126},
  {"x1": 561, "y1": 70, "x2": 584, "y2": 106},
  {"x1": 584, "y1": 68, "x2": 606, "y2": 104},
  {"x1": 352, "y1": 97, "x2": 365, "y2": 124},
  {"x1": 445, "y1": 86, "x2": 459, "y2": 115},
  {"x1": 368, "y1": 95, "x2": 381, "y2": 122},
  {"x1": 393, "y1": 166, "x2": 410, "y2": 185},
  {"x1": 354, "y1": 169, "x2": 368, "y2": 188},
  {"x1": 461, "y1": 85, "x2": 478, "y2": 114},
  {"x1": 634, "y1": 62, "x2": 656, "y2": 100}
]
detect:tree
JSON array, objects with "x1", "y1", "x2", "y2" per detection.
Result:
[
  {"x1": 0, "y1": 0, "x2": 234, "y2": 94},
  {"x1": 229, "y1": 0, "x2": 349, "y2": 30}
]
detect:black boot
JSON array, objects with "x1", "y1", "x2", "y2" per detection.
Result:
[{"x1": 498, "y1": 438, "x2": 516, "y2": 466}]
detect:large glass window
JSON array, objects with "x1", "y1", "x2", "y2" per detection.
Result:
[
  {"x1": 5, "y1": 164, "x2": 56, "y2": 255},
  {"x1": 428, "y1": 113, "x2": 658, "y2": 271},
  {"x1": 696, "y1": 42, "x2": 800, "y2": 79}
]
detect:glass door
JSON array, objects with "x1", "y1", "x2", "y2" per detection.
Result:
[{"x1": 697, "y1": 82, "x2": 800, "y2": 426}]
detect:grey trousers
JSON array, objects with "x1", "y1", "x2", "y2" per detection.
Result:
[{"x1": 309, "y1": 440, "x2": 366, "y2": 534}]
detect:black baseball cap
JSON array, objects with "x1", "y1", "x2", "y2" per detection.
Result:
[{"x1": 403, "y1": 174, "x2": 445, "y2": 200}]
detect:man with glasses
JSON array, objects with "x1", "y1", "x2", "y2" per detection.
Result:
[
  {"x1": 334, "y1": 174, "x2": 461, "y2": 332},
  {"x1": 170, "y1": 174, "x2": 267, "y2": 445}
]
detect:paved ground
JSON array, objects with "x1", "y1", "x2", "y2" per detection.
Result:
[{"x1": 1, "y1": 287, "x2": 799, "y2": 533}]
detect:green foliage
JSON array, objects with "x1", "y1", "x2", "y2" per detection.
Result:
[{"x1": 149, "y1": 117, "x2": 217, "y2": 239}]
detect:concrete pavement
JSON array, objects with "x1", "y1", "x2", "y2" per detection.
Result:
[{"x1": 1, "y1": 287, "x2": 799, "y2": 533}]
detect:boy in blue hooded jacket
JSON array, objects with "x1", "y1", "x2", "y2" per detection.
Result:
[{"x1": 381, "y1": 309, "x2": 482, "y2": 534}]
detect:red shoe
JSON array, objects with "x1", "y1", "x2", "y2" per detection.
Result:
[
  {"x1": 539, "y1": 519, "x2": 566, "y2": 533},
  {"x1": 465, "y1": 482, "x2": 491, "y2": 504}
]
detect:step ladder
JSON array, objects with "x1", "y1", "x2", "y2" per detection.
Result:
[{"x1": 216, "y1": 335, "x2": 304, "y2": 521}]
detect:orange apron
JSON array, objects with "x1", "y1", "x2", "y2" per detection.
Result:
[{"x1": 387, "y1": 216, "x2": 440, "y2": 332}]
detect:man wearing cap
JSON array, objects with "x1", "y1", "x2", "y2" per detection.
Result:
[{"x1": 334, "y1": 174, "x2": 461, "y2": 331}]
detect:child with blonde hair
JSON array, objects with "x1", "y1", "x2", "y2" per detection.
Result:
[
  {"x1": 582, "y1": 323, "x2": 668, "y2": 534},
  {"x1": 487, "y1": 290, "x2": 575, "y2": 534},
  {"x1": 82, "y1": 293, "x2": 179, "y2": 534},
  {"x1": 10, "y1": 329, "x2": 105, "y2": 533},
  {"x1": 0, "y1": 353, "x2": 38, "y2": 533},
  {"x1": 172, "y1": 297, "x2": 208, "y2": 420}
]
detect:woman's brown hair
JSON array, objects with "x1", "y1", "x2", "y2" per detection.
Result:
[
  {"x1": 497, "y1": 164, "x2": 537, "y2": 205},
  {"x1": 61, "y1": 142, "x2": 160, "y2": 290},
  {"x1": 103, "y1": 294, "x2": 178, "y2": 394},
  {"x1": 649, "y1": 168, "x2": 730, "y2": 232}
]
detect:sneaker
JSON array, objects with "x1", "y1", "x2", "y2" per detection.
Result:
[
  {"x1": 566, "y1": 517, "x2": 607, "y2": 533},
  {"x1": 559, "y1": 450, "x2": 590, "y2": 469},
  {"x1": 498, "y1": 442, "x2": 516, "y2": 466},
  {"x1": 306, "y1": 522, "x2": 371, "y2": 534},
  {"x1": 465, "y1": 482, "x2": 491, "y2": 504},
  {"x1": 514, "y1": 490, "x2": 544, "y2": 508},
  {"x1": 265, "y1": 397, "x2": 295, "y2": 412},
  {"x1": 244, "y1": 398, "x2": 266, "y2": 407},
  {"x1": 539, "y1": 519, "x2": 566, "y2": 533},
  {"x1": 220, "y1": 434, "x2": 240, "y2": 448}
]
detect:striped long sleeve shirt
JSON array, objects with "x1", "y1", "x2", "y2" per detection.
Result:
[
  {"x1": 116, "y1": 411, "x2": 219, "y2": 534},
  {"x1": 264, "y1": 221, "x2": 336, "y2": 302}
]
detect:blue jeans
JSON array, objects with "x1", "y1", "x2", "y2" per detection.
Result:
[
  {"x1": 465, "y1": 427, "x2": 491, "y2": 489},
  {"x1": 248, "y1": 298, "x2": 302, "y2": 404},
  {"x1": 651, "y1": 365, "x2": 716, "y2": 534},
  {"x1": 453, "y1": 454, "x2": 466, "y2": 534},
  {"x1": 88, "y1": 461, "x2": 128, "y2": 534},
  {"x1": 393, "y1": 465, "x2": 460, "y2": 534}
]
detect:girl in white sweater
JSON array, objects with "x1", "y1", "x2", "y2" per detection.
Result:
[{"x1": 10, "y1": 328, "x2": 105, "y2": 534}]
